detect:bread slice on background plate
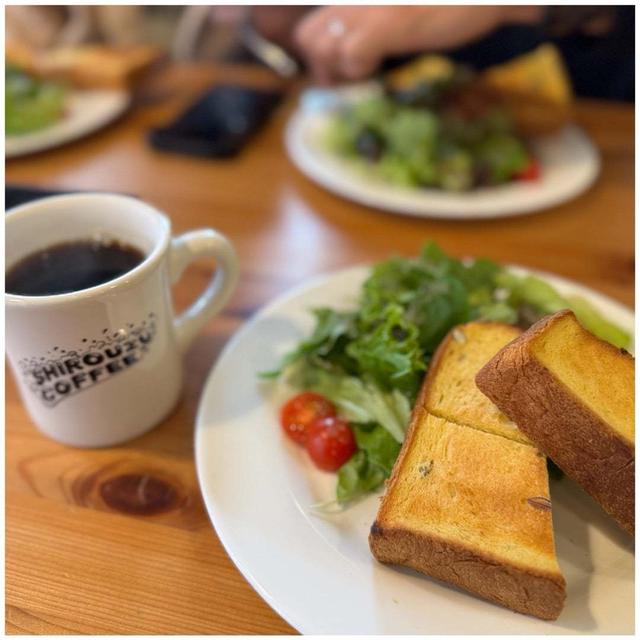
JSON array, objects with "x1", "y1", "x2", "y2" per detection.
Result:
[
  {"x1": 479, "y1": 43, "x2": 573, "y2": 135},
  {"x1": 476, "y1": 310, "x2": 635, "y2": 535},
  {"x1": 370, "y1": 322, "x2": 566, "y2": 620}
]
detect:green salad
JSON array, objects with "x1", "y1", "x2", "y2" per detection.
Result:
[
  {"x1": 6, "y1": 65, "x2": 67, "y2": 136},
  {"x1": 264, "y1": 243, "x2": 630, "y2": 506},
  {"x1": 326, "y1": 70, "x2": 537, "y2": 191}
]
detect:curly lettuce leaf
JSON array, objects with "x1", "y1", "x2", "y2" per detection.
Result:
[
  {"x1": 260, "y1": 307, "x2": 356, "y2": 378},
  {"x1": 336, "y1": 423, "x2": 401, "y2": 503},
  {"x1": 336, "y1": 451, "x2": 386, "y2": 504},
  {"x1": 352, "y1": 423, "x2": 402, "y2": 475},
  {"x1": 287, "y1": 363, "x2": 410, "y2": 443},
  {"x1": 346, "y1": 303, "x2": 426, "y2": 398}
]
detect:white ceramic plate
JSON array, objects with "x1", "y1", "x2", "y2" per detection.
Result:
[
  {"x1": 5, "y1": 89, "x2": 129, "y2": 158},
  {"x1": 195, "y1": 265, "x2": 634, "y2": 634},
  {"x1": 285, "y1": 86, "x2": 600, "y2": 220}
]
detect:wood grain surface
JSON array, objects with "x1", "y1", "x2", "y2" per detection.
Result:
[{"x1": 5, "y1": 63, "x2": 635, "y2": 635}]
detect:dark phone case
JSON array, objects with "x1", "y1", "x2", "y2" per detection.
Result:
[{"x1": 148, "y1": 84, "x2": 283, "y2": 158}]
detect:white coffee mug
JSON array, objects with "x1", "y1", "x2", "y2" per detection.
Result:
[{"x1": 5, "y1": 193, "x2": 239, "y2": 447}]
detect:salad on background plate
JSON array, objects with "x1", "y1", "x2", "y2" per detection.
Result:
[
  {"x1": 5, "y1": 65, "x2": 68, "y2": 136},
  {"x1": 327, "y1": 45, "x2": 571, "y2": 192},
  {"x1": 286, "y1": 45, "x2": 599, "y2": 219},
  {"x1": 326, "y1": 62, "x2": 537, "y2": 192}
]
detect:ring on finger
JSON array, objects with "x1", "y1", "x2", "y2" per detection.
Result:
[{"x1": 327, "y1": 18, "x2": 347, "y2": 38}]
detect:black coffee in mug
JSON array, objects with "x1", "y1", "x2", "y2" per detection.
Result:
[{"x1": 6, "y1": 239, "x2": 145, "y2": 296}]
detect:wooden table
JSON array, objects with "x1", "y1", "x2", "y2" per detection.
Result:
[{"x1": 6, "y1": 63, "x2": 634, "y2": 635}]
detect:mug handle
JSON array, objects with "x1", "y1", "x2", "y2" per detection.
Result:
[{"x1": 169, "y1": 229, "x2": 239, "y2": 353}]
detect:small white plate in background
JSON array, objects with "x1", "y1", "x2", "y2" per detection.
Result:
[
  {"x1": 286, "y1": 86, "x2": 600, "y2": 220},
  {"x1": 6, "y1": 89, "x2": 129, "y2": 158}
]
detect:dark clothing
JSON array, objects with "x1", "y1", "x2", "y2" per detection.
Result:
[{"x1": 448, "y1": 6, "x2": 635, "y2": 102}]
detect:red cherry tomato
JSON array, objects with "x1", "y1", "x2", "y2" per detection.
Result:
[
  {"x1": 305, "y1": 416, "x2": 357, "y2": 472},
  {"x1": 515, "y1": 159, "x2": 541, "y2": 181},
  {"x1": 280, "y1": 392, "x2": 336, "y2": 445}
]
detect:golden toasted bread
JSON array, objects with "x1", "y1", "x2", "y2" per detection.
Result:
[
  {"x1": 370, "y1": 322, "x2": 566, "y2": 620},
  {"x1": 385, "y1": 54, "x2": 456, "y2": 91},
  {"x1": 418, "y1": 322, "x2": 530, "y2": 444},
  {"x1": 476, "y1": 310, "x2": 635, "y2": 535},
  {"x1": 5, "y1": 41, "x2": 36, "y2": 72},
  {"x1": 9, "y1": 44, "x2": 162, "y2": 89},
  {"x1": 370, "y1": 410, "x2": 566, "y2": 620},
  {"x1": 480, "y1": 44, "x2": 573, "y2": 135}
]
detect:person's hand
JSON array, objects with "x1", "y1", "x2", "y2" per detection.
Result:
[{"x1": 294, "y1": 6, "x2": 543, "y2": 84}]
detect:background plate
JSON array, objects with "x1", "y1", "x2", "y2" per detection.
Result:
[
  {"x1": 285, "y1": 86, "x2": 600, "y2": 220},
  {"x1": 195, "y1": 265, "x2": 634, "y2": 634},
  {"x1": 6, "y1": 89, "x2": 129, "y2": 158}
]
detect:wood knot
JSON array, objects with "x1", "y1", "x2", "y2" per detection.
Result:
[{"x1": 99, "y1": 473, "x2": 180, "y2": 516}]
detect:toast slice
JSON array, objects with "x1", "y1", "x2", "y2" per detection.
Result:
[
  {"x1": 370, "y1": 410, "x2": 566, "y2": 620},
  {"x1": 476, "y1": 310, "x2": 635, "y2": 535},
  {"x1": 8, "y1": 44, "x2": 162, "y2": 90},
  {"x1": 370, "y1": 322, "x2": 566, "y2": 620},
  {"x1": 385, "y1": 54, "x2": 457, "y2": 91},
  {"x1": 418, "y1": 322, "x2": 531, "y2": 444},
  {"x1": 479, "y1": 43, "x2": 573, "y2": 135}
]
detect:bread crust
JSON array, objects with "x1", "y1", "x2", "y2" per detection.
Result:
[
  {"x1": 476, "y1": 310, "x2": 635, "y2": 535},
  {"x1": 369, "y1": 523, "x2": 566, "y2": 621}
]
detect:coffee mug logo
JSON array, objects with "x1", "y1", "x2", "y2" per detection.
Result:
[{"x1": 18, "y1": 313, "x2": 157, "y2": 407}]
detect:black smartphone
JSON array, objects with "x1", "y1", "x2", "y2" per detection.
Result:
[{"x1": 148, "y1": 84, "x2": 283, "y2": 158}]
